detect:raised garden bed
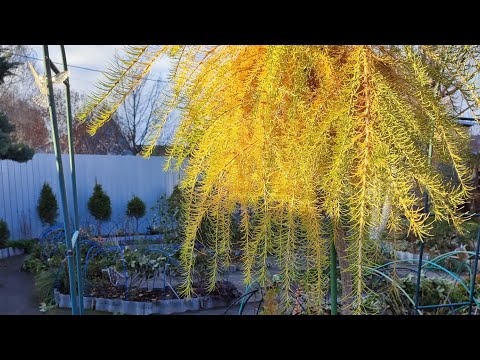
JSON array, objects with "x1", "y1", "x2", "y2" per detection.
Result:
[
  {"x1": 97, "y1": 234, "x2": 164, "y2": 244},
  {"x1": 54, "y1": 281, "x2": 241, "y2": 315},
  {"x1": 0, "y1": 247, "x2": 24, "y2": 260},
  {"x1": 54, "y1": 290, "x2": 231, "y2": 314}
]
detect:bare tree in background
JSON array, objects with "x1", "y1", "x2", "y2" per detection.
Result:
[
  {"x1": 0, "y1": 91, "x2": 50, "y2": 150},
  {"x1": 54, "y1": 88, "x2": 132, "y2": 155},
  {"x1": 116, "y1": 78, "x2": 164, "y2": 155},
  {"x1": 0, "y1": 45, "x2": 132, "y2": 155},
  {"x1": 71, "y1": 114, "x2": 131, "y2": 155},
  {"x1": 54, "y1": 87, "x2": 83, "y2": 143},
  {"x1": 0, "y1": 46, "x2": 50, "y2": 151}
]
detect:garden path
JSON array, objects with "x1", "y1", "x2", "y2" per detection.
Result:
[{"x1": 0, "y1": 255, "x2": 43, "y2": 315}]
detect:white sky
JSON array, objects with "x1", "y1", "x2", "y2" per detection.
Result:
[{"x1": 29, "y1": 45, "x2": 172, "y2": 94}]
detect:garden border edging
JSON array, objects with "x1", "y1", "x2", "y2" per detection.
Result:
[
  {"x1": 53, "y1": 289, "x2": 231, "y2": 315},
  {"x1": 395, "y1": 250, "x2": 429, "y2": 264},
  {"x1": 0, "y1": 247, "x2": 24, "y2": 260}
]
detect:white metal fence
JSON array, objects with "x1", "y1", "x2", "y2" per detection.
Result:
[{"x1": 0, "y1": 154, "x2": 182, "y2": 240}]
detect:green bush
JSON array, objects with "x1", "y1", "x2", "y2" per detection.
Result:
[
  {"x1": 149, "y1": 185, "x2": 185, "y2": 242},
  {"x1": 88, "y1": 183, "x2": 112, "y2": 221},
  {"x1": 150, "y1": 185, "x2": 242, "y2": 270},
  {"x1": 362, "y1": 274, "x2": 473, "y2": 315},
  {"x1": 4, "y1": 143, "x2": 34, "y2": 163},
  {"x1": 22, "y1": 254, "x2": 45, "y2": 274},
  {"x1": 168, "y1": 185, "x2": 184, "y2": 217},
  {"x1": 87, "y1": 182, "x2": 111, "y2": 236},
  {"x1": 426, "y1": 219, "x2": 479, "y2": 254},
  {"x1": 0, "y1": 219, "x2": 9, "y2": 248},
  {"x1": 35, "y1": 268, "x2": 66, "y2": 304},
  {"x1": 22, "y1": 241, "x2": 66, "y2": 275},
  {"x1": 127, "y1": 195, "x2": 146, "y2": 219},
  {"x1": 123, "y1": 249, "x2": 166, "y2": 289},
  {"x1": 0, "y1": 112, "x2": 34, "y2": 163},
  {"x1": 127, "y1": 195, "x2": 146, "y2": 232},
  {"x1": 37, "y1": 183, "x2": 58, "y2": 226},
  {"x1": 35, "y1": 269, "x2": 56, "y2": 303},
  {"x1": 7, "y1": 239, "x2": 37, "y2": 253},
  {"x1": 398, "y1": 276, "x2": 469, "y2": 314}
]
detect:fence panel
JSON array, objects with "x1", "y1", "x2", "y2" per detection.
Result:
[{"x1": 0, "y1": 154, "x2": 181, "y2": 240}]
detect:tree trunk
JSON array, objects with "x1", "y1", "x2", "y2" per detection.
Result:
[{"x1": 333, "y1": 219, "x2": 354, "y2": 315}]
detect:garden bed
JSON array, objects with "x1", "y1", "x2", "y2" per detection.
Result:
[
  {"x1": 54, "y1": 291, "x2": 233, "y2": 315},
  {"x1": 0, "y1": 247, "x2": 24, "y2": 260},
  {"x1": 54, "y1": 281, "x2": 241, "y2": 315},
  {"x1": 100, "y1": 234, "x2": 164, "y2": 244}
]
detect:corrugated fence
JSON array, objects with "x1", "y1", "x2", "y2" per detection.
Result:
[{"x1": 0, "y1": 154, "x2": 181, "y2": 240}]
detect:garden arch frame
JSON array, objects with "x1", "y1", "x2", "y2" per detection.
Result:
[
  {"x1": 413, "y1": 119, "x2": 480, "y2": 315},
  {"x1": 41, "y1": 45, "x2": 83, "y2": 315}
]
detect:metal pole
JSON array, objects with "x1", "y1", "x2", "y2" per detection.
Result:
[
  {"x1": 60, "y1": 45, "x2": 84, "y2": 315},
  {"x1": 42, "y1": 45, "x2": 78, "y2": 315},
  {"x1": 414, "y1": 140, "x2": 433, "y2": 314},
  {"x1": 468, "y1": 227, "x2": 480, "y2": 314},
  {"x1": 414, "y1": 242, "x2": 424, "y2": 314},
  {"x1": 330, "y1": 239, "x2": 337, "y2": 315}
]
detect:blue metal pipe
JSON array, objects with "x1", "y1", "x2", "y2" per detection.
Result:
[
  {"x1": 42, "y1": 45, "x2": 78, "y2": 315},
  {"x1": 414, "y1": 241, "x2": 424, "y2": 314},
  {"x1": 59, "y1": 45, "x2": 84, "y2": 315},
  {"x1": 468, "y1": 227, "x2": 480, "y2": 314},
  {"x1": 418, "y1": 302, "x2": 470, "y2": 310}
]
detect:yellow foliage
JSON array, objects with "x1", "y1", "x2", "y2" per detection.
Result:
[{"x1": 81, "y1": 45, "x2": 478, "y2": 313}]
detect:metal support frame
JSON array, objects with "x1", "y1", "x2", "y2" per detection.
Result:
[
  {"x1": 414, "y1": 125, "x2": 480, "y2": 315},
  {"x1": 415, "y1": 221, "x2": 480, "y2": 314},
  {"x1": 327, "y1": 117, "x2": 479, "y2": 315},
  {"x1": 42, "y1": 45, "x2": 83, "y2": 315}
]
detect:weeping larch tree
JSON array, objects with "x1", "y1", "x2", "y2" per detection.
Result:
[{"x1": 79, "y1": 45, "x2": 480, "y2": 314}]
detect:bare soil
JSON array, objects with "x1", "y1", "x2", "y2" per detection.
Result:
[{"x1": 87, "y1": 280, "x2": 241, "y2": 302}]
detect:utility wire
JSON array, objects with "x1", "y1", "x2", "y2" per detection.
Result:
[{"x1": 12, "y1": 53, "x2": 167, "y2": 83}]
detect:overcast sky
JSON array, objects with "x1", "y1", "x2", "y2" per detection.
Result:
[{"x1": 29, "y1": 45, "x2": 172, "y2": 94}]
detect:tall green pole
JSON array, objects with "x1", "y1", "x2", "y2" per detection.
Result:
[
  {"x1": 42, "y1": 45, "x2": 78, "y2": 315},
  {"x1": 60, "y1": 45, "x2": 84, "y2": 315},
  {"x1": 414, "y1": 139, "x2": 433, "y2": 314},
  {"x1": 469, "y1": 227, "x2": 480, "y2": 314},
  {"x1": 330, "y1": 239, "x2": 338, "y2": 315}
]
